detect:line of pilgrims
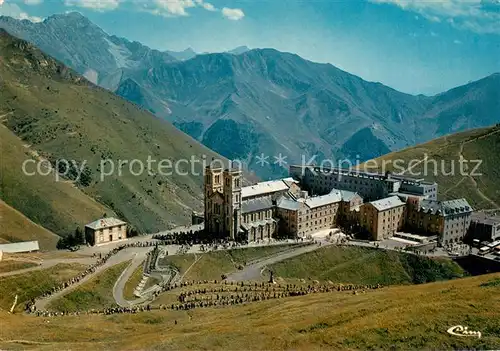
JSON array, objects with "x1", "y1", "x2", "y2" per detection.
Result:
[
  {"x1": 25, "y1": 241, "x2": 162, "y2": 313},
  {"x1": 30, "y1": 280, "x2": 383, "y2": 317}
]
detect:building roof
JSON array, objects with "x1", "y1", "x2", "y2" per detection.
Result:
[
  {"x1": 339, "y1": 189, "x2": 359, "y2": 202},
  {"x1": 241, "y1": 178, "x2": 296, "y2": 199},
  {"x1": 277, "y1": 196, "x2": 302, "y2": 211},
  {"x1": 305, "y1": 190, "x2": 342, "y2": 209},
  {"x1": 241, "y1": 196, "x2": 274, "y2": 214},
  {"x1": 441, "y1": 198, "x2": 472, "y2": 215},
  {"x1": 85, "y1": 217, "x2": 126, "y2": 230},
  {"x1": 369, "y1": 196, "x2": 405, "y2": 211},
  {"x1": 419, "y1": 198, "x2": 472, "y2": 216},
  {"x1": 471, "y1": 212, "x2": 500, "y2": 225},
  {"x1": 389, "y1": 192, "x2": 426, "y2": 202},
  {"x1": 0, "y1": 241, "x2": 39, "y2": 253},
  {"x1": 276, "y1": 188, "x2": 359, "y2": 211}
]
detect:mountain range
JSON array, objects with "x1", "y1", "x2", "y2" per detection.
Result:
[{"x1": 1, "y1": 12, "x2": 499, "y2": 180}]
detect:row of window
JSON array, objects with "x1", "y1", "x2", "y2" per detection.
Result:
[{"x1": 243, "y1": 210, "x2": 273, "y2": 223}]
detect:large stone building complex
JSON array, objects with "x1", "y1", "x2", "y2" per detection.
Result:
[
  {"x1": 204, "y1": 164, "x2": 473, "y2": 247},
  {"x1": 405, "y1": 198, "x2": 473, "y2": 246},
  {"x1": 290, "y1": 165, "x2": 438, "y2": 201},
  {"x1": 204, "y1": 166, "x2": 298, "y2": 241},
  {"x1": 360, "y1": 196, "x2": 406, "y2": 241}
]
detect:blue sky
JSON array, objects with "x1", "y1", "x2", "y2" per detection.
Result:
[{"x1": 1, "y1": 0, "x2": 499, "y2": 95}]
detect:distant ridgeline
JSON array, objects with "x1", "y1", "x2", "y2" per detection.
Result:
[{"x1": 1, "y1": 14, "x2": 499, "y2": 179}]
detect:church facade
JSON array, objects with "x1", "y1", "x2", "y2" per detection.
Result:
[
  {"x1": 204, "y1": 165, "x2": 296, "y2": 241},
  {"x1": 204, "y1": 165, "x2": 357, "y2": 241}
]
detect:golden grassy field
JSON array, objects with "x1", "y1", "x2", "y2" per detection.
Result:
[{"x1": 0, "y1": 272, "x2": 499, "y2": 350}]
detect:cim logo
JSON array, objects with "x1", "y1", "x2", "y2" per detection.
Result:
[{"x1": 447, "y1": 325, "x2": 482, "y2": 339}]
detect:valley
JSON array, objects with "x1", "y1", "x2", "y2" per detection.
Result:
[
  {"x1": 0, "y1": 6, "x2": 499, "y2": 350},
  {"x1": 1, "y1": 13, "x2": 498, "y2": 179}
]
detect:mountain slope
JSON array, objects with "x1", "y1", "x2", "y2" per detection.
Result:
[
  {"x1": 0, "y1": 29, "x2": 225, "y2": 234},
  {"x1": 117, "y1": 48, "x2": 432, "y2": 178},
  {"x1": 2, "y1": 14, "x2": 499, "y2": 180},
  {"x1": 0, "y1": 199, "x2": 59, "y2": 250},
  {"x1": 0, "y1": 124, "x2": 110, "y2": 239},
  {"x1": 112, "y1": 49, "x2": 499, "y2": 179},
  {"x1": 166, "y1": 48, "x2": 197, "y2": 61},
  {"x1": 0, "y1": 13, "x2": 176, "y2": 85},
  {"x1": 363, "y1": 125, "x2": 500, "y2": 210}
]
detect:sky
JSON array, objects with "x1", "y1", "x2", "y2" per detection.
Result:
[{"x1": 0, "y1": 0, "x2": 499, "y2": 95}]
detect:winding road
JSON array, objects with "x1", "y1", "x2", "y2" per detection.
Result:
[
  {"x1": 17, "y1": 236, "x2": 328, "y2": 311},
  {"x1": 34, "y1": 248, "x2": 149, "y2": 311},
  {"x1": 112, "y1": 252, "x2": 149, "y2": 307},
  {"x1": 226, "y1": 242, "x2": 328, "y2": 282}
]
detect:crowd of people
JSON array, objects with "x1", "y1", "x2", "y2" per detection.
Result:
[
  {"x1": 33, "y1": 305, "x2": 154, "y2": 317},
  {"x1": 152, "y1": 229, "x2": 213, "y2": 246},
  {"x1": 144, "y1": 246, "x2": 161, "y2": 275},
  {"x1": 30, "y1": 280, "x2": 383, "y2": 318},
  {"x1": 25, "y1": 241, "x2": 158, "y2": 313}
]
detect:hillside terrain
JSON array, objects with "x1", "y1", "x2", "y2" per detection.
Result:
[
  {"x1": 0, "y1": 29, "x2": 224, "y2": 235},
  {"x1": 47, "y1": 261, "x2": 130, "y2": 313},
  {"x1": 0, "y1": 125, "x2": 109, "y2": 240},
  {"x1": 1, "y1": 271, "x2": 499, "y2": 350},
  {"x1": 1, "y1": 13, "x2": 498, "y2": 179},
  {"x1": 0, "y1": 13, "x2": 177, "y2": 85},
  {"x1": 0, "y1": 199, "x2": 59, "y2": 250},
  {"x1": 269, "y1": 246, "x2": 465, "y2": 285},
  {"x1": 0, "y1": 263, "x2": 86, "y2": 312},
  {"x1": 363, "y1": 125, "x2": 500, "y2": 210}
]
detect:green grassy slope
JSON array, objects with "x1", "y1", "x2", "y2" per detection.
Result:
[
  {"x1": 0, "y1": 263, "x2": 86, "y2": 312},
  {"x1": 269, "y1": 246, "x2": 466, "y2": 285},
  {"x1": 0, "y1": 30, "x2": 224, "y2": 235},
  {"x1": 48, "y1": 261, "x2": 129, "y2": 312},
  {"x1": 0, "y1": 199, "x2": 60, "y2": 250},
  {"x1": 159, "y1": 244, "x2": 299, "y2": 281},
  {"x1": 363, "y1": 125, "x2": 500, "y2": 209},
  {"x1": 0, "y1": 260, "x2": 38, "y2": 273},
  {"x1": 123, "y1": 263, "x2": 144, "y2": 300},
  {"x1": 0, "y1": 127, "x2": 109, "y2": 239}
]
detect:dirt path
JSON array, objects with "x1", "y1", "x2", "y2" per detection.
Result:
[
  {"x1": 112, "y1": 253, "x2": 148, "y2": 307},
  {"x1": 402, "y1": 128, "x2": 500, "y2": 209},
  {"x1": 178, "y1": 253, "x2": 201, "y2": 283},
  {"x1": 457, "y1": 131, "x2": 500, "y2": 209},
  {"x1": 0, "y1": 257, "x2": 95, "y2": 278},
  {"x1": 34, "y1": 248, "x2": 149, "y2": 311}
]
